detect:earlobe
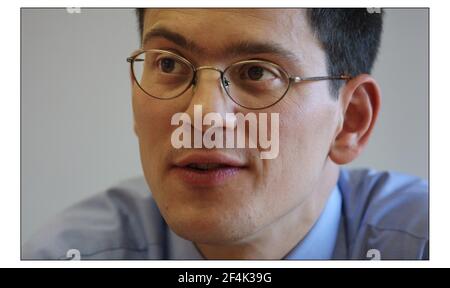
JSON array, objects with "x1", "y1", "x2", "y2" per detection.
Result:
[{"x1": 329, "y1": 74, "x2": 381, "y2": 165}]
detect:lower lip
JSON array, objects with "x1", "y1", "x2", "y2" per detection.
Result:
[{"x1": 171, "y1": 166, "x2": 244, "y2": 187}]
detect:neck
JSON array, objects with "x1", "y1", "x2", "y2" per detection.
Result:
[{"x1": 195, "y1": 162, "x2": 340, "y2": 259}]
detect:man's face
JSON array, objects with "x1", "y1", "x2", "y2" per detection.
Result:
[{"x1": 132, "y1": 9, "x2": 342, "y2": 245}]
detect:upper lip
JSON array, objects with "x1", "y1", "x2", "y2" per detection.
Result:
[{"x1": 173, "y1": 152, "x2": 247, "y2": 168}]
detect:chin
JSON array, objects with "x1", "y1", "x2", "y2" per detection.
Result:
[{"x1": 166, "y1": 209, "x2": 259, "y2": 245}]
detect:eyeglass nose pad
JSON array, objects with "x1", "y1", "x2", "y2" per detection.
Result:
[
  {"x1": 222, "y1": 77, "x2": 230, "y2": 87},
  {"x1": 221, "y1": 76, "x2": 231, "y2": 92},
  {"x1": 191, "y1": 71, "x2": 230, "y2": 93}
]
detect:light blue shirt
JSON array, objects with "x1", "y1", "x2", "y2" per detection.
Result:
[
  {"x1": 166, "y1": 186, "x2": 342, "y2": 260},
  {"x1": 284, "y1": 185, "x2": 342, "y2": 259},
  {"x1": 23, "y1": 168, "x2": 428, "y2": 260}
]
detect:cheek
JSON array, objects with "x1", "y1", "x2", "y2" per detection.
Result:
[
  {"x1": 273, "y1": 90, "x2": 338, "y2": 188},
  {"x1": 133, "y1": 87, "x2": 171, "y2": 139},
  {"x1": 280, "y1": 83, "x2": 338, "y2": 151},
  {"x1": 282, "y1": 106, "x2": 336, "y2": 159},
  {"x1": 132, "y1": 87, "x2": 176, "y2": 182}
]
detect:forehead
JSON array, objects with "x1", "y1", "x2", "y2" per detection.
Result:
[
  {"x1": 145, "y1": 8, "x2": 306, "y2": 27},
  {"x1": 143, "y1": 9, "x2": 315, "y2": 55}
]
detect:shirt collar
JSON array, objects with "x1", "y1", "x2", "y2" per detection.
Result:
[
  {"x1": 168, "y1": 228, "x2": 204, "y2": 260},
  {"x1": 284, "y1": 185, "x2": 342, "y2": 259},
  {"x1": 168, "y1": 185, "x2": 342, "y2": 260}
]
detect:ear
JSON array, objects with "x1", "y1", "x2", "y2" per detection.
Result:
[{"x1": 329, "y1": 74, "x2": 381, "y2": 165}]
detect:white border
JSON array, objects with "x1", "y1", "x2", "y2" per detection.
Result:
[{"x1": 2, "y1": 0, "x2": 448, "y2": 268}]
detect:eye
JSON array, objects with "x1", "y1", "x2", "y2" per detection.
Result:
[
  {"x1": 247, "y1": 66, "x2": 264, "y2": 80},
  {"x1": 239, "y1": 64, "x2": 280, "y2": 81},
  {"x1": 155, "y1": 56, "x2": 190, "y2": 75},
  {"x1": 159, "y1": 58, "x2": 176, "y2": 73}
]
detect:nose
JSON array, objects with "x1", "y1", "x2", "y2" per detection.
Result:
[{"x1": 185, "y1": 67, "x2": 237, "y2": 132}]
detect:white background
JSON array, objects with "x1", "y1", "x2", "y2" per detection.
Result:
[{"x1": 0, "y1": 0, "x2": 447, "y2": 268}]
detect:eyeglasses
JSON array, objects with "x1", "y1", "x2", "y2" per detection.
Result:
[{"x1": 127, "y1": 49, "x2": 351, "y2": 110}]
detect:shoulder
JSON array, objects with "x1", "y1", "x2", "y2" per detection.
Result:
[
  {"x1": 22, "y1": 177, "x2": 167, "y2": 260},
  {"x1": 338, "y1": 168, "x2": 429, "y2": 259}
]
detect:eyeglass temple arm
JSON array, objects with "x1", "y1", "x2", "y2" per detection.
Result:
[
  {"x1": 126, "y1": 57, "x2": 145, "y2": 63},
  {"x1": 292, "y1": 75, "x2": 352, "y2": 83}
]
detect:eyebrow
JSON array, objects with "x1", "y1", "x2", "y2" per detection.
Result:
[
  {"x1": 143, "y1": 27, "x2": 204, "y2": 53},
  {"x1": 143, "y1": 27, "x2": 302, "y2": 65},
  {"x1": 225, "y1": 41, "x2": 302, "y2": 64}
]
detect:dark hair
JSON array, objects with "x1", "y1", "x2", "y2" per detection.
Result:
[
  {"x1": 306, "y1": 9, "x2": 383, "y2": 96},
  {"x1": 136, "y1": 8, "x2": 145, "y2": 38},
  {"x1": 135, "y1": 8, "x2": 383, "y2": 97}
]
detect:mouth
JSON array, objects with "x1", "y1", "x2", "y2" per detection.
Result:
[
  {"x1": 171, "y1": 152, "x2": 247, "y2": 187},
  {"x1": 184, "y1": 163, "x2": 237, "y2": 171}
]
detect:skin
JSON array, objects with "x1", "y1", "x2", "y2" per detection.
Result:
[{"x1": 131, "y1": 9, "x2": 381, "y2": 259}]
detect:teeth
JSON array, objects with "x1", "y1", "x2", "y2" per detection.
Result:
[{"x1": 188, "y1": 163, "x2": 224, "y2": 170}]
